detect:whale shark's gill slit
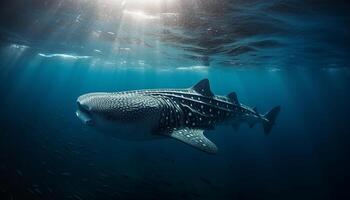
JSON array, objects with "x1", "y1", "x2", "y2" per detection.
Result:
[{"x1": 155, "y1": 95, "x2": 183, "y2": 133}]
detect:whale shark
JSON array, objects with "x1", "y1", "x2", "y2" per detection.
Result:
[{"x1": 76, "y1": 79, "x2": 280, "y2": 154}]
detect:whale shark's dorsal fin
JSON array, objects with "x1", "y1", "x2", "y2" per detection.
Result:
[
  {"x1": 192, "y1": 79, "x2": 214, "y2": 97},
  {"x1": 227, "y1": 92, "x2": 239, "y2": 105},
  {"x1": 165, "y1": 128, "x2": 218, "y2": 154}
]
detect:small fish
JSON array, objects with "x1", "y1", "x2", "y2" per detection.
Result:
[
  {"x1": 16, "y1": 169, "x2": 23, "y2": 176},
  {"x1": 121, "y1": 173, "x2": 131, "y2": 179},
  {"x1": 73, "y1": 194, "x2": 83, "y2": 200},
  {"x1": 40, "y1": 145, "x2": 47, "y2": 150},
  {"x1": 47, "y1": 187, "x2": 53, "y2": 193},
  {"x1": 102, "y1": 184, "x2": 111, "y2": 188},
  {"x1": 191, "y1": 192, "x2": 201, "y2": 197},
  {"x1": 27, "y1": 188, "x2": 35, "y2": 194},
  {"x1": 34, "y1": 188, "x2": 42, "y2": 195},
  {"x1": 61, "y1": 172, "x2": 71, "y2": 176},
  {"x1": 99, "y1": 173, "x2": 108, "y2": 178},
  {"x1": 199, "y1": 177, "x2": 212, "y2": 185},
  {"x1": 71, "y1": 150, "x2": 80, "y2": 154}
]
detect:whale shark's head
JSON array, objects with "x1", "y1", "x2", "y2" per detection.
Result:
[
  {"x1": 76, "y1": 92, "x2": 163, "y2": 137},
  {"x1": 76, "y1": 93, "x2": 105, "y2": 126}
]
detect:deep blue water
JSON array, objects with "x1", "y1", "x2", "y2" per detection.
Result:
[{"x1": 1, "y1": 0, "x2": 350, "y2": 200}]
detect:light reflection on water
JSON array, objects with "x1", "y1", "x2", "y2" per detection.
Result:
[{"x1": 0, "y1": 0, "x2": 349, "y2": 69}]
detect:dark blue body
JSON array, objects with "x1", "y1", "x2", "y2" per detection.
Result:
[{"x1": 132, "y1": 88, "x2": 252, "y2": 131}]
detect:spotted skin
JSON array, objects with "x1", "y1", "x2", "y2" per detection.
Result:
[
  {"x1": 76, "y1": 79, "x2": 280, "y2": 153},
  {"x1": 170, "y1": 128, "x2": 218, "y2": 153},
  {"x1": 115, "y1": 88, "x2": 258, "y2": 133}
]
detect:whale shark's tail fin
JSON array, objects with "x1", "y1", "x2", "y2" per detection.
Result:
[{"x1": 263, "y1": 106, "x2": 281, "y2": 135}]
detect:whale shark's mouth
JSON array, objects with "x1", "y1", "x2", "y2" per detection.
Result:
[{"x1": 76, "y1": 102, "x2": 93, "y2": 126}]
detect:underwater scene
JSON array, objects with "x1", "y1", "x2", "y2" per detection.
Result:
[{"x1": 0, "y1": 0, "x2": 350, "y2": 199}]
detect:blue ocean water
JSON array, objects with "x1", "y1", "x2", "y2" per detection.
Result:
[{"x1": 0, "y1": 0, "x2": 350, "y2": 199}]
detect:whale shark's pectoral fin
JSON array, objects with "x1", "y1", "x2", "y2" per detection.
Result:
[{"x1": 166, "y1": 128, "x2": 218, "y2": 154}]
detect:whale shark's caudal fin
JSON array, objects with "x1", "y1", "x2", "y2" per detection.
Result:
[{"x1": 263, "y1": 106, "x2": 281, "y2": 134}]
